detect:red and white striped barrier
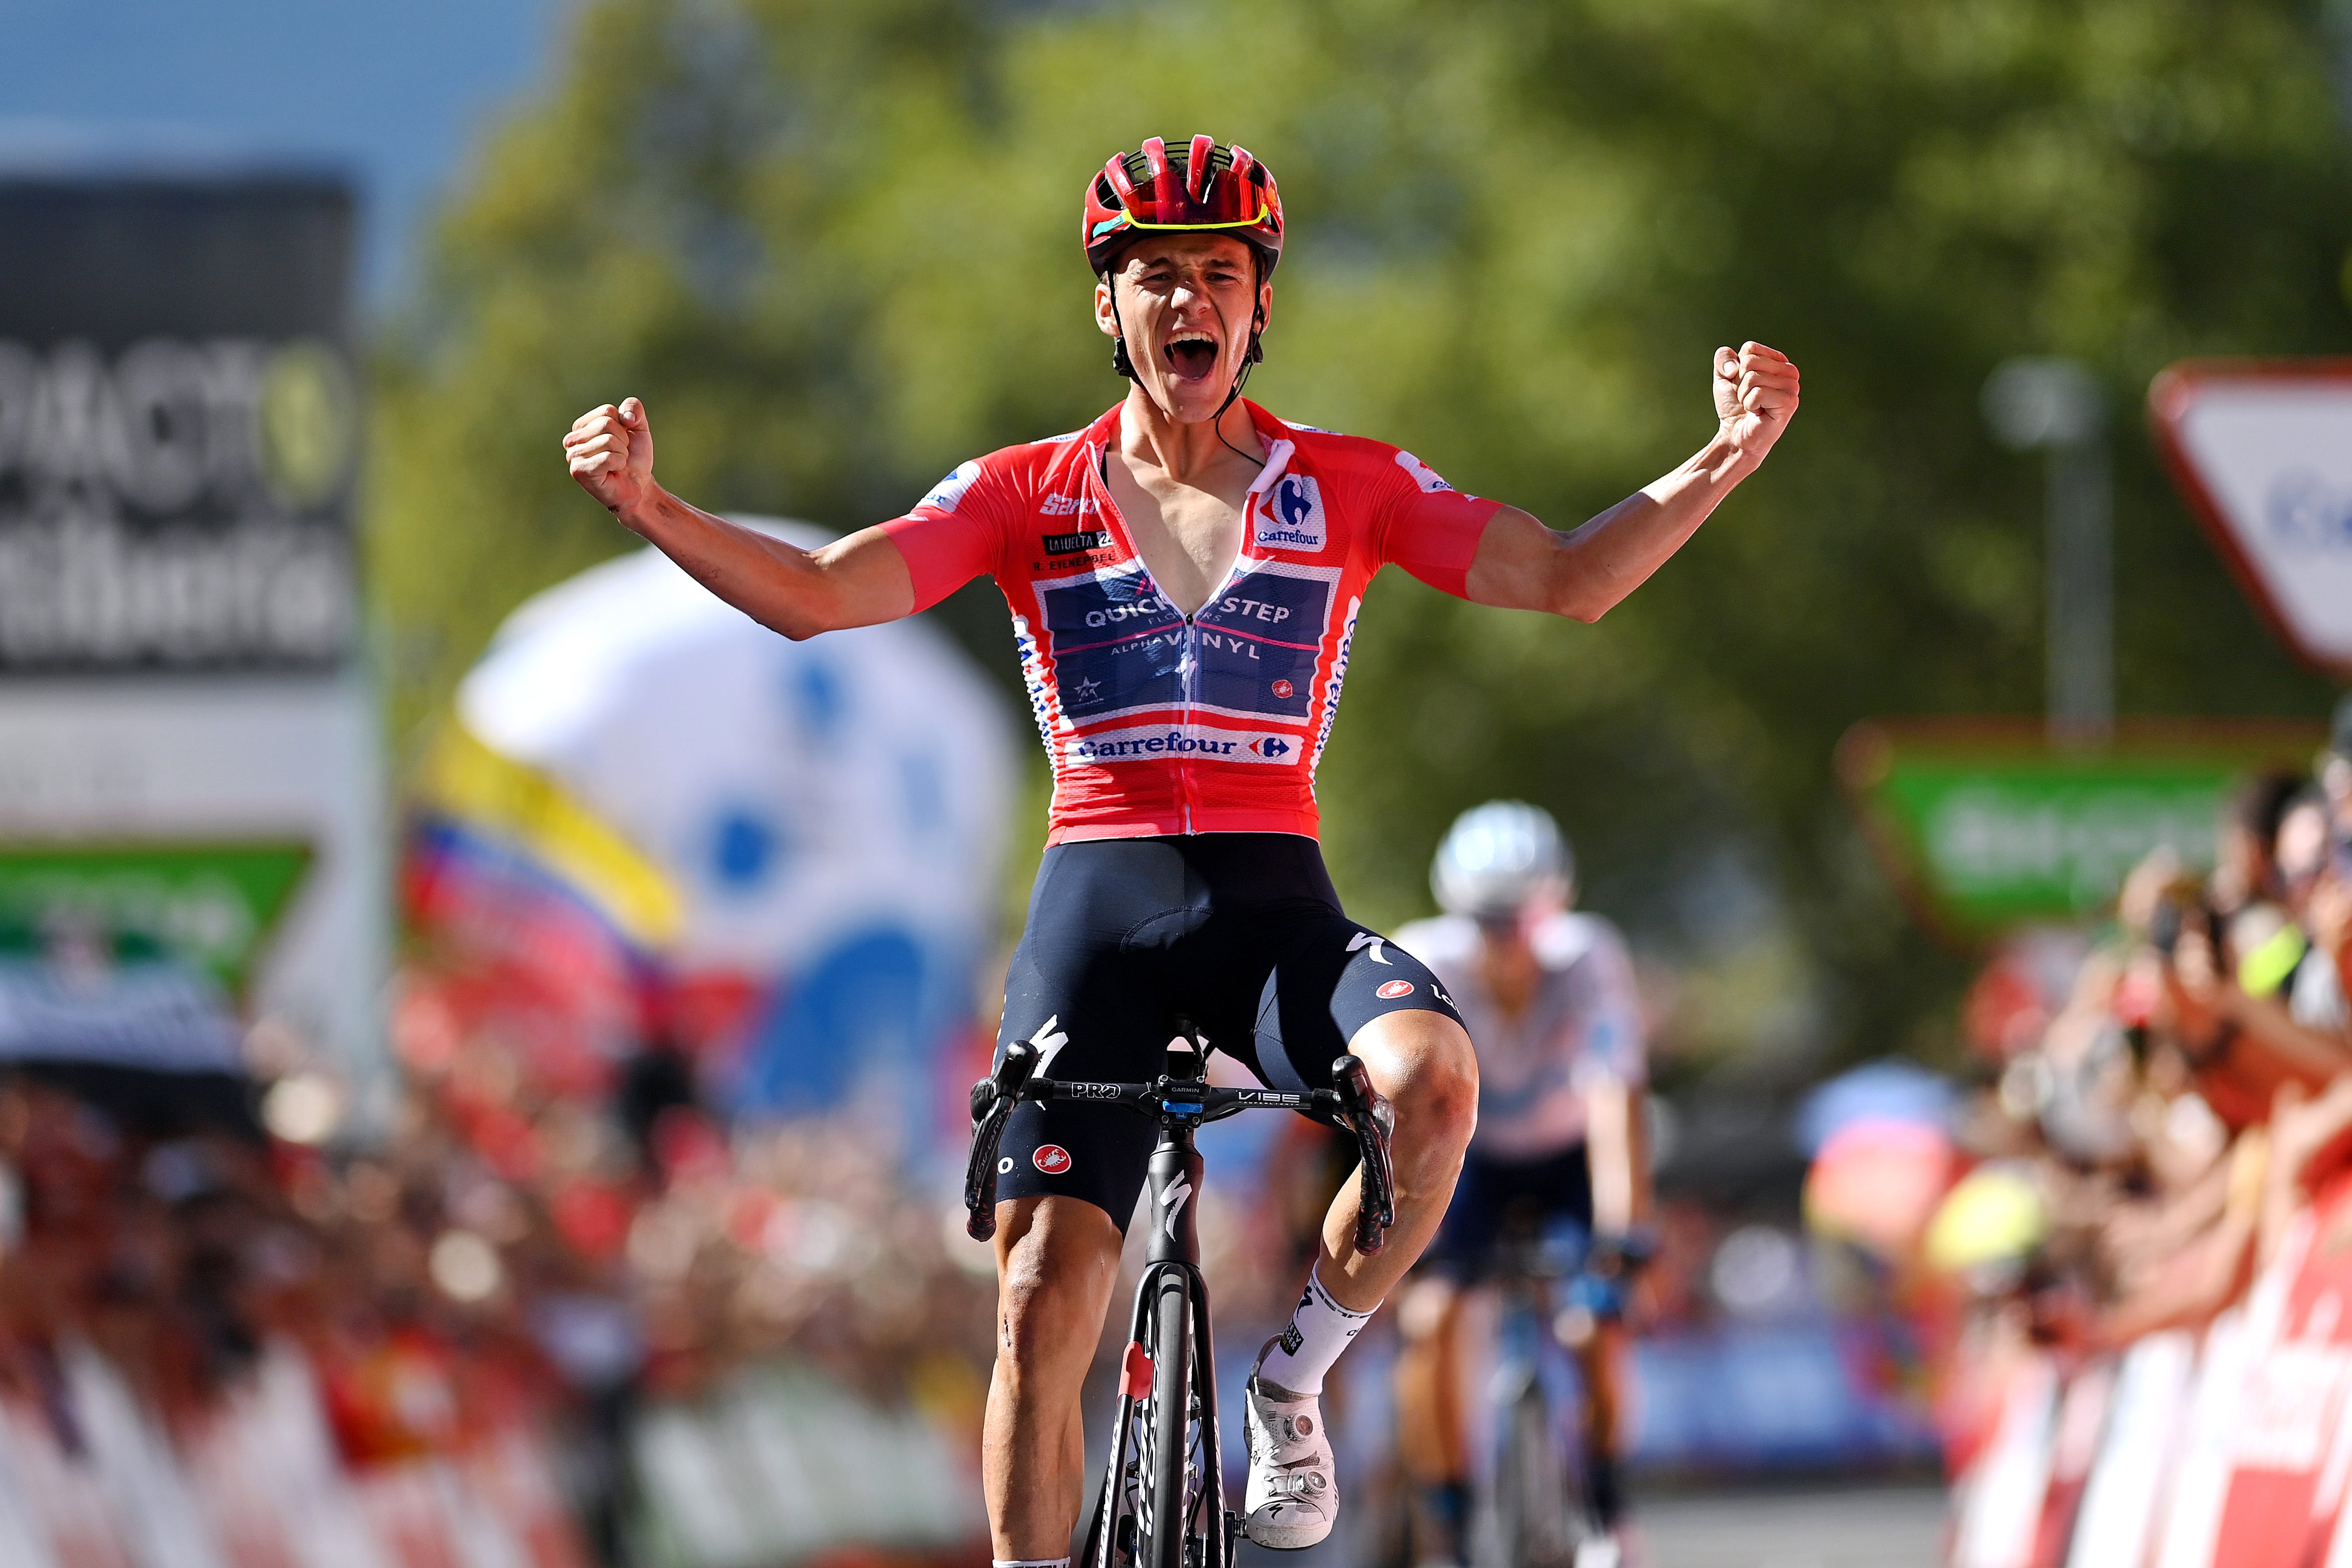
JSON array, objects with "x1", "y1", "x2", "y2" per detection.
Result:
[{"x1": 1950, "y1": 1174, "x2": 2352, "y2": 1568}]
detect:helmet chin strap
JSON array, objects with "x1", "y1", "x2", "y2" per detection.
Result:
[{"x1": 1206, "y1": 322, "x2": 1264, "y2": 470}]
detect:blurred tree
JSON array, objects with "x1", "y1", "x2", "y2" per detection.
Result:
[{"x1": 371, "y1": 0, "x2": 2352, "y2": 1070}]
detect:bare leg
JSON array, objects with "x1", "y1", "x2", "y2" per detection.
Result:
[
  {"x1": 985, "y1": 1194, "x2": 1125, "y2": 1560},
  {"x1": 1574, "y1": 1319, "x2": 1629, "y2": 1526},
  {"x1": 1393, "y1": 1277, "x2": 1470, "y2": 1484},
  {"x1": 1314, "y1": 1009, "x2": 1479, "y2": 1312}
]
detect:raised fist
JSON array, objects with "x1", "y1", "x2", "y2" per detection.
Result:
[
  {"x1": 565, "y1": 397, "x2": 656, "y2": 523},
  {"x1": 1712, "y1": 342, "x2": 1800, "y2": 464}
]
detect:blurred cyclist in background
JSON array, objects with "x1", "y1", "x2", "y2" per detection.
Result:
[{"x1": 1392, "y1": 802, "x2": 1654, "y2": 1568}]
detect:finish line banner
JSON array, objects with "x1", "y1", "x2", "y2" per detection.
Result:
[{"x1": 1836, "y1": 720, "x2": 2325, "y2": 943}]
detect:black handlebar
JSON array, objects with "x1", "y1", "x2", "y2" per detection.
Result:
[{"x1": 962, "y1": 1048, "x2": 1398, "y2": 1252}]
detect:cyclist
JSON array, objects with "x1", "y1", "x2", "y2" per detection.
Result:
[
  {"x1": 563, "y1": 135, "x2": 1796, "y2": 1562},
  {"x1": 1391, "y1": 802, "x2": 1654, "y2": 1568}
]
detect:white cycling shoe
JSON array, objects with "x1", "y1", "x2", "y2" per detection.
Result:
[
  {"x1": 1574, "y1": 1534, "x2": 1624, "y2": 1568},
  {"x1": 1241, "y1": 1346, "x2": 1338, "y2": 1549}
]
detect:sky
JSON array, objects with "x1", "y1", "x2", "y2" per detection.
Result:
[{"x1": 0, "y1": 0, "x2": 571, "y2": 310}]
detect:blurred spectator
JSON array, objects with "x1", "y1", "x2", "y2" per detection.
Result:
[{"x1": 1863, "y1": 740, "x2": 2352, "y2": 1478}]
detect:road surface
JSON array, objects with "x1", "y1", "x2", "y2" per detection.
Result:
[{"x1": 1641, "y1": 1484, "x2": 1946, "y2": 1568}]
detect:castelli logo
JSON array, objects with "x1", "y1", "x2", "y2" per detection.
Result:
[
  {"x1": 1376, "y1": 980, "x2": 1414, "y2": 1000},
  {"x1": 1272, "y1": 679, "x2": 1294, "y2": 699},
  {"x1": 1033, "y1": 1145, "x2": 1073, "y2": 1175}
]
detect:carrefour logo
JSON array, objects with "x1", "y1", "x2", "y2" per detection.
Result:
[
  {"x1": 1254, "y1": 474, "x2": 1326, "y2": 553},
  {"x1": 1063, "y1": 727, "x2": 1299, "y2": 765}
]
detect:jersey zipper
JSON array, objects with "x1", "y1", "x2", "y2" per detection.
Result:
[
  {"x1": 1091, "y1": 440, "x2": 1196, "y2": 834},
  {"x1": 1092, "y1": 425, "x2": 1291, "y2": 839},
  {"x1": 1178, "y1": 610, "x2": 1198, "y2": 834}
]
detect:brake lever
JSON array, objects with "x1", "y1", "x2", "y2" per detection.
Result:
[
  {"x1": 1331, "y1": 1054, "x2": 1396, "y2": 1255},
  {"x1": 964, "y1": 1041, "x2": 1038, "y2": 1242}
]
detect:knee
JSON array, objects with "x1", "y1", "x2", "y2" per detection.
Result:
[
  {"x1": 996, "y1": 1250, "x2": 1086, "y2": 1367},
  {"x1": 993, "y1": 1206, "x2": 1117, "y2": 1370},
  {"x1": 1387, "y1": 1030, "x2": 1478, "y2": 1160}
]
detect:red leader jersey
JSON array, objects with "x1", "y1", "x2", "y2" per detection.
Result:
[{"x1": 881, "y1": 399, "x2": 1501, "y2": 844}]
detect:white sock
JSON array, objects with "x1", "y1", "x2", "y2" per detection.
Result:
[
  {"x1": 993, "y1": 1560, "x2": 1071, "y2": 1568},
  {"x1": 1253, "y1": 1263, "x2": 1376, "y2": 1395}
]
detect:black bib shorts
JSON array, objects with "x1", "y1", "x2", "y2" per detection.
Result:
[{"x1": 991, "y1": 832, "x2": 1463, "y2": 1230}]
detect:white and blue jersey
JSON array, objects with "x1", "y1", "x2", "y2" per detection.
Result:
[{"x1": 1392, "y1": 911, "x2": 1646, "y2": 1160}]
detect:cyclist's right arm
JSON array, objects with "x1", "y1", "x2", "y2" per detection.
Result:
[{"x1": 566, "y1": 397, "x2": 965, "y2": 640}]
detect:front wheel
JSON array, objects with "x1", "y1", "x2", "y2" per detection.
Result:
[
  {"x1": 1487, "y1": 1374, "x2": 1573, "y2": 1568},
  {"x1": 1093, "y1": 1270, "x2": 1212, "y2": 1568},
  {"x1": 1145, "y1": 1276, "x2": 1193, "y2": 1568}
]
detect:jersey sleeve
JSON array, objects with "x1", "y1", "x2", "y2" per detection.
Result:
[
  {"x1": 1368, "y1": 447, "x2": 1502, "y2": 599},
  {"x1": 878, "y1": 454, "x2": 1019, "y2": 612},
  {"x1": 1568, "y1": 925, "x2": 1648, "y2": 1090}
]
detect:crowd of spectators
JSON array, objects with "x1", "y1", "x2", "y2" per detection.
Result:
[
  {"x1": 1891, "y1": 702, "x2": 2352, "y2": 1512},
  {"x1": 0, "y1": 947, "x2": 1001, "y2": 1565}
]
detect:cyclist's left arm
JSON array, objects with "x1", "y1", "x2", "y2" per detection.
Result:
[
  {"x1": 1573, "y1": 928, "x2": 1655, "y2": 1238},
  {"x1": 1464, "y1": 342, "x2": 1800, "y2": 622}
]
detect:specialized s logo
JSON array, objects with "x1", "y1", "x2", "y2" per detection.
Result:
[
  {"x1": 1159, "y1": 1175, "x2": 1194, "y2": 1239},
  {"x1": 922, "y1": 460, "x2": 981, "y2": 513},
  {"x1": 1394, "y1": 450, "x2": 1454, "y2": 494},
  {"x1": 1253, "y1": 474, "x2": 1327, "y2": 553}
]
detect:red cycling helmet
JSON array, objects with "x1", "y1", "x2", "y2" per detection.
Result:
[{"x1": 1081, "y1": 135, "x2": 1284, "y2": 277}]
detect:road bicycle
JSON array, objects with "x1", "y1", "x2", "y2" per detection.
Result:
[
  {"x1": 1480, "y1": 1208, "x2": 1636, "y2": 1568},
  {"x1": 966, "y1": 1035, "x2": 1397, "y2": 1568}
]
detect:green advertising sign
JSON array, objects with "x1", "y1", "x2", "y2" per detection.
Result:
[
  {"x1": 1837, "y1": 721, "x2": 2325, "y2": 942},
  {"x1": 0, "y1": 842, "x2": 314, "y2": 997}
]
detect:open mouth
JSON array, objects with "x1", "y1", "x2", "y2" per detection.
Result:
[{"x1": 1163, "y1": 331, "x2": 1218, "y2": 383}]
